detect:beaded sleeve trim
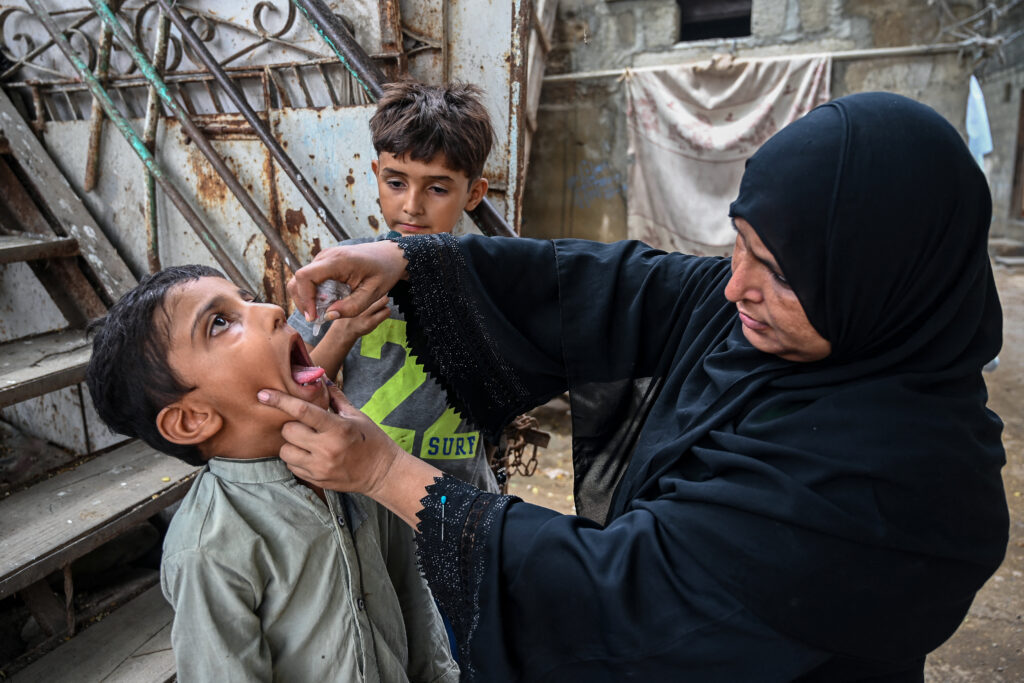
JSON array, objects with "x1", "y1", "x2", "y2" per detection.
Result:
[
  {"x1": 415, "y1": 475, "x2": 517, "y2": 679},
  {"x1": 388, "y1": 233, "x2": 532, "y2": 438}
]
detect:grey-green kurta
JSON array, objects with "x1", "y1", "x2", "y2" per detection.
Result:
[{"x1": 161, "y1": 457, "x2": 458, "y2": 683}]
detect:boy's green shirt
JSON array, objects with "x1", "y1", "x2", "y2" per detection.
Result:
[
  {"x1": 161, "y1": 456, "x2": 459, "y2": 683},
  {"x1": 289, "y1": 236, "x2": 500, "y2": 493}
]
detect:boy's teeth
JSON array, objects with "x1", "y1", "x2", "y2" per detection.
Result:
[{"x1": 291, "y1": 365, "x2": 326, "y2": 385}]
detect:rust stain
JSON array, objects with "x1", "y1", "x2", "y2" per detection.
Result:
[
  {"x1": 354, "y1": 153, "x2": 360, "y2": 160},
  {"x1": 311, "y1": 237, "x2": 322, "y2": 258},
  {"x1": 188, "y1": 149, "x2": 228, "y2": 206},
  {"x1": 284, "y1": 207, "x2": 307, "y2": 235},
  {"x1": 368, "y1": 215, "x2": 379, "y2": 230},
  {"x1": 193, "y1": 113, "x2": 258, "y2": 141},
  {"x1": 261, "y1": 152, "x2": 287, "y2": 306},
  {"x1": 345, "y1": 175, "x2": 355, "y2": 187}
]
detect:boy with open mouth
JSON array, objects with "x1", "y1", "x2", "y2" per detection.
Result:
[{"x1": 86, "y1": 264, "x2": 458, "y2": 682}]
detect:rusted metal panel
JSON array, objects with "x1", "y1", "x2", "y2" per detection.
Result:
[{"x1": 269, "y1": 106, "x2": 381, "y2": 259}]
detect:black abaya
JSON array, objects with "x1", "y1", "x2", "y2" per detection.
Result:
[{"x1": 396, "y1": 93, "x2": 1008, "y2": 682}]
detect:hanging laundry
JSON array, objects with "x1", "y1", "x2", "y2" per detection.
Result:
[
  {"x1": 966, "y1": 74, "x2": 994, "y2": 169},
  {"x1": 625, "y1": 55, "x2": 831, "y2": 254}
]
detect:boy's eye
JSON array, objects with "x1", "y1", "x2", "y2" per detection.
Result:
[
  {"x1": 385, "y1": 179, "x2": 405, "y2": 189},
  {"x1": 429, "y1": 185, "x2": 449, "y2": 195},
  {"x1": 210, "y1": 314, "x2": 230, "y2": 336}
]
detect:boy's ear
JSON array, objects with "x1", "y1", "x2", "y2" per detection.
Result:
[
  {"x1": 464, "y1": 177, "x2": 488, "y2": 211},
  {"x1": 156, "y1": 399, "x2": 223, "y2": 446},
  {"x1": 371, "y1": 158, "x2": 379, "y2": 177}
]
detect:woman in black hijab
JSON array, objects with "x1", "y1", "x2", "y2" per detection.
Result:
[{"x1": 264, "y1": 92, "x2": 1008, "y2": 681}]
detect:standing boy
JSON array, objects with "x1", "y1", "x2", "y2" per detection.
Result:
[
  {"x1": 86, "y1": 265, "x2": 458, "y2": 682},
  {"x1": 292, "y1": 81, "x2": 500, "y2": 493}
]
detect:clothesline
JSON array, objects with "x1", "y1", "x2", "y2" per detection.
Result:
[{"x1": 543, "y1": 40, "x2": 982, "y2": 84}]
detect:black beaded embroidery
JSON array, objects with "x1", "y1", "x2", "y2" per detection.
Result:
[
  {"x1": 387, "y1": 233, "x2": 532, "y2": 438},
  {"x1": 415, "y1": 475, "x2": 517, "y2": 680}
]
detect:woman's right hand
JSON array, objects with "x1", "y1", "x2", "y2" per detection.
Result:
[
  {"x1": 258, "y1": 383, "x2": 442, "y2": 528},
  {"x1": 288, "y1": 240, "x2": 408, "y2": 323}
]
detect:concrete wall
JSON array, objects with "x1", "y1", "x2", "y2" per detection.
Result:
[
  {"x1": 976, "y1": 2, "x2": 1024, "y2": 244},
  {"x1": 522, "y1": 0, "x2": 979, "y2": 242}
]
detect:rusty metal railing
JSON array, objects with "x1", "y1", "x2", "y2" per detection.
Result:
[
  {"x1": 24, "y1": 0, "x2": 256, "y2": 292},
  {"x1": 154, "y1": 0, "x2": 351, "y2": 243},
  {"x1": 89, "y1": 0, "x2": 304, "y2": 273}
]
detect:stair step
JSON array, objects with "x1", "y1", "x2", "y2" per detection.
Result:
[
  {"x1": 0, "y1": 329, "x2": 91, "y2": 408},
  {"x1": 0, "y1": 233, "x2": 79, "y2": 264},
  {"x1": 0, "y1": 440, "x2": 198, "y2": 599},
  {"x1": 9, "y1": 585, "x2": 175, "y2": 682},
  {"x1": 994, "y1": 255, "x2": 1024, "y2": 267}
]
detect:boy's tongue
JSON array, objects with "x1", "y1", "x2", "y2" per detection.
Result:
[{"x1": 291, "y1": 365, "x2": 326, "y2": 385}]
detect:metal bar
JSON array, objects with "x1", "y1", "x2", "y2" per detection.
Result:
[
  {"x1": 143, "y1": 9, "x2": 170, "y2": 273},
  {"x1": 63, "y1": 564, "x2": 75, "y2": 636},
  {"x1": 84, "y1": 14, "x2": 115, "y2": 192},
  {"x1": 30, "y1": 85, "x2": 46, "y2": 133},
  {"x1": 24, "y1": 0, "x2": 254, "y2": 292},
  {"x1": 0, "y1": 233, "x2": 79, "y2": 263},
  {"x1": 317, "y1": 62, "x2": 339, "y2": 106},
  {"x1": 203, "y1": 79, "x2": 225, "y2": 113},
  {"x1": 543, "y1": 40, "x2": 987, "y2": 83},
  {"x1": 293, "y1": 65, "x2": 314, "y2": 108},
  {"x1": 90, "y1": 0, "x2": 303, "y2": 273},
  {"x1": 6, "y1": 56, "x2": 374, "y2": 93},
  {"x1": 267, "y1": 65, "x2": 293, "y2": 108},
  {"x1": 0, "y1": 10, "x2": 98, "y2": 80},
  {"x1": 292, "y1": 0, "x2": 517, "y2": 238},
  {"x1": 442, "y1": 0, "x2": 449, "y2": 82},
  {"x1": 289, "y1": 0, "x2": 385, "y2": 100},
  {"x1": 156, "y1": 0, "x2": 350, "y2": 243}
]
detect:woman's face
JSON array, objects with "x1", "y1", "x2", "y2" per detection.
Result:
[{"x1": 724, "y1": 218, "x2": 831, "y2": 362}]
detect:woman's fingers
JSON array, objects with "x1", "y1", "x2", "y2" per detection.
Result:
[
  {"x1": 288, "y1": 241, "x2": 409, "y2": 322},
  {"x1": 327, "y1": 383, "x2": 354, "y2": 416},
  {"x1": 257, "y1": 389, "x2": 332, "y2": 431}
]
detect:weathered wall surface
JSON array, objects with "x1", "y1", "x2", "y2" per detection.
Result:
[
  {"x1": 522, "y1": 0, "x2": 980, "y2": 242},
  {"x1": 976, "y1": 3, "x2": 1024, "y2": 244}
]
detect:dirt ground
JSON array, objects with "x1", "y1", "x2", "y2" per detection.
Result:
[{"x1": 509, "y1": 264, "x2": 1024, "y2": 680}]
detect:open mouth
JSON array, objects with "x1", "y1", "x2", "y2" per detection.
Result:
[{"x1": 289, "y1": 334, "x2": 326, "y2": 386}]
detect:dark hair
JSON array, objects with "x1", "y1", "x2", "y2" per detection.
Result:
[
  {"x1": 86, "y1": 265, "x2": 225, "y2": 466},
  {"x1": 369, "y1": 80, "x2": 494, "y2": 182}
]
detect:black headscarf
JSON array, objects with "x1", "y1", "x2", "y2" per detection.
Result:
[{"x1": 730, "y1": 91, "x2": 1000, "y2": 371}]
